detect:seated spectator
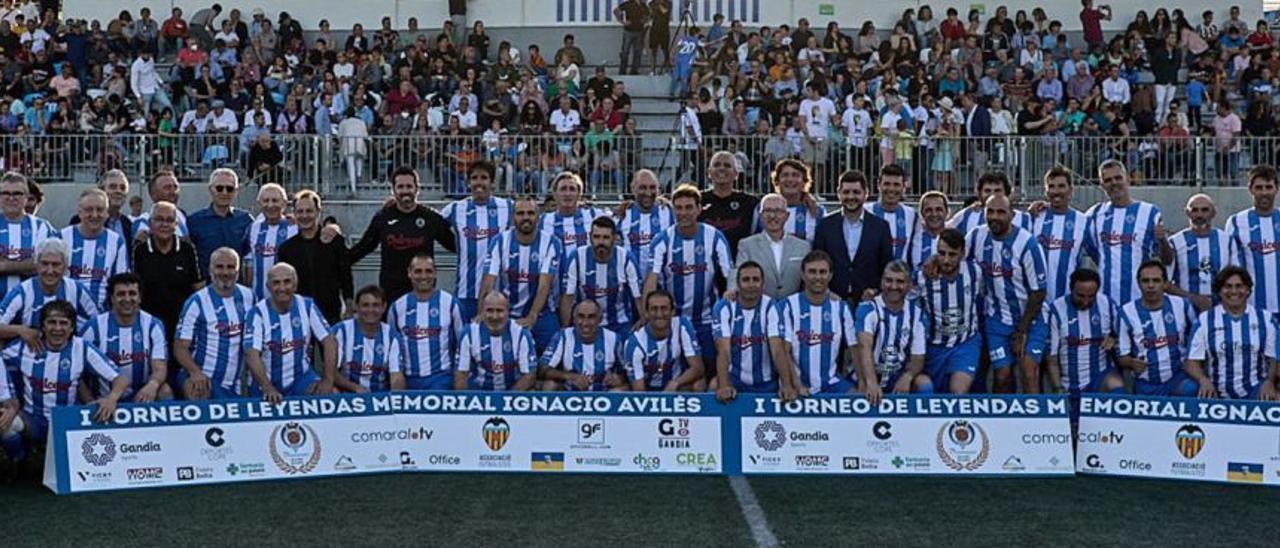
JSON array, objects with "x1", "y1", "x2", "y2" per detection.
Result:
[{"x1": 549, "y1": 95, "x2": 581, "y2": 134}]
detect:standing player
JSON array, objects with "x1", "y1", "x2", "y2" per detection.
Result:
[
  {"x1": 480, "y1": 197, "x2": 561, "y2": 351},
  {"x1": 1226, "y1": 165, "x2": 1280, "y2": 320},
  {"x1": 755, "y1": 159, "x2": 824, "y2": 242},
  {"x1": 1031, "y1": 167, "x2": 1091, "y2": 302},
  {"x1": 854, "y1": 261, "x2": 931, "y2": 406},
  {"x1": 916, "y1": 229, "x2": 984, "y2": 394},
  {"x1": 440, "y1": 161, "x2": 513, "y2": 323},
  {"x1": 348, "y1": 166, "x2": 457, "y2": 303},
  {"x1": 624, "y1": 290, "x2": 704, "y2": 391},
  {"x1": 1169, "y1": 194, "x2": 1230, "y2": 312},
  {"x1": 908, "y1": 191, "x2": 949, "y2": 268},
  {"x1": 539, "y1": 172, "x2": 611, "y2": 261},
  {"x1": 1116, "y1": 260, "x2": 1198, "y2": 396},
  {"x1": 769, "y1": 250, "x2": 857, "y2": 395},
  {"x1": 669, "y1": 25, "x2": 701, "y2": 99},
  {"x1": 0, "y1": 239, "x2": 99, "y2": 347},
  {"x1": 1045, "y1": 269, "x2": 1123, "y2": 398},
  {"x1": 454, "y1": 292, "x2": 537, "y2": 391},
  {"x1": 0, "y1": 172, "x2": 53, "y2": 299},
  {"x1": 864, "y1": 165, "x2": 918, "y2": 262},
  {"x1": 646, "y1": 184, "x2": 732, "y2": 366},
  {"x1": 968, "y1": 195, "x2": 1048, "y2": 393},
  {"x1": 1, "y1": 301, "x2": 127, "y2": 463},
  {"x1": 947, "y1": 172, "x2": 1032, "y2": 235},
  {"x1": 1185, "y1": 266, "x2": 1280, "y2": 400},
  {"x1": 243, "y1": 183, "x2": 297, "y2": 301},
  {"x1": 58, "y1": 189, "x2": 130, "y2": 306},
  {"x1": 561, "y1": 217, "x2": 643, "y2": 334},
  {"x1": 330, "y1": 285, "x2": 407, "y2": 393},
  {"x1": 243, "y1": 263, "x2": 337, "y2": 403},
  {"x1": 698, "y1": 152, "x2": 757, "y2": 258},
  {"x1": 80, "y1": 273, "x2": 170, "y2": 403},
  {"x1": 712, "y1": 261, "x2": 791, "y2": 401},
  {"x1": 1085, "y1": 159, "x2": 1172, "y2": 304},
  {"x1": 389, "y1": 254, "x2": 464, "y2": 390},
  {"x1": 540, "y1": 300, "x2": 626, "y2": 391},
  {"x1": 175, "y1": 247, "x2": 255, "y2": 400},
  {"x1": 617, "y1": 169, "x2": 673, "y2": 275}
]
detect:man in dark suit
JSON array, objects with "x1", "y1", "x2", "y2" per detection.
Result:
[
  {"x1": 962, "y1": 94, "x2": 993, "y2": 174},
  {"x1": 812, "y1": 170, "x2": 893, "y2": 303}
]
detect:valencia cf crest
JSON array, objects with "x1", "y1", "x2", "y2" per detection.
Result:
[
  {"x1": 1175, "y1": 424, "x2": 1205, "y2": 459},
  {"x1": 482, "y1": 417, "x2": 510, "y2": 451}
]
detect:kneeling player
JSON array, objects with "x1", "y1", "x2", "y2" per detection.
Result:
[
  {"x1": 1045, "y1": 269, "x2": 1123, "y2": 422},
  {"x1": 1116, "y1": 261, "x2": 1198, "y2": 396},
  {"x1": 770, "y1": 251, "x2": 857, "y2": 395},
  {"x1": 244, "y1": 264, "x2": 338, "y2": 403},
  {"x1": 331, "y1": 286, "x2": 407, "y2": 392},
  {"x1": 80, "y1": 273, "x2": 172, "y2": 402},
  {"x1": 540, "y1": 300, "x2": 627, "y2": 391},
  {"x1": 624, "y1": 290, "x2": 705, "y2": 392},
  {"x1": 1184, "y1": 267, "x2": 1280, "y2": 400},
  {"x1": 712, "y1": 261, "x2": 795, "y2": 402},
  {"x1": 454, "y1": 292, "x2": 538, "y2": 391},
  {"x1": 854, "y1": 261, "x2": 932, "y2": 406}
]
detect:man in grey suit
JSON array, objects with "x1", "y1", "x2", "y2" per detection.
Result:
[{"x1": 730, "y1": 194, "x2": 811, "y2": 299}]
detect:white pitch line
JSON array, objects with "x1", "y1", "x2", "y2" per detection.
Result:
[{"x1": 729, "y1": 475, "x2": 781, "y2": 548}]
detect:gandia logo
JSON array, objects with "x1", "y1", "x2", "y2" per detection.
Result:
[{"x1": 754, "y1": 420, "x2": 786, "y2": 451}]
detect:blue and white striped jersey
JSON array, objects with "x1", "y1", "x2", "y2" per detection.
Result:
[
  {"x1": 770, "y1": 293, "x2": 855, "y2": 392},
  {"x1": 483, "y1": 229, "x2": 562, "y2": 318},
  {"x1": 330, "y1": 319, "x2": 404, "y2": 392},
  {"x1": 865, "y1": 201, "x2": 919, "y2": 262},
  {"x1": 966, "y1": 225, "x2": 1047, "y2": 326},
  {"x1": 907, "y1": 229, "x2": 941, "y2": 268},
  {"x1": 1047, "y1": 293, "x2": 1118, "y2": 391},
  {"x1": 914, "y1": 261, "x2": 984, "y2": 347},
  {"x1": 623, "y1": 317, "x2": 700, "y2": 390},
  {"x1": 244, "y1": 217, "x2": 298, "y2": 301},
  {"x1": 441, "y1": 197, "x2": 513, "y2": 299},
  {"x1": 388, "y1": 289, "x2": 464, "y2": 378},
  {"x1": 80, "y1": 311, "x2": 167, "y2": 395},
  {"x1": 0, "y1": 213, "x2": 53, "y2": 297},
  {"x1": 1, "y1": 337, "x2": 117, "y2": 420},
  {"x1": 855, "y1": 296, "x2": 926, "y2": 385},
  {"x1": 1032, "y1": 208, "x2": 1091, "y2": 302},
  {"x1": 456, "y1": 321, "x2": 536, "y2": 390},
  {"x1": 1225, "y1": 209, "x2": 1280, "y2": 313},
  {"x1": 563, "y1": 247, "x2": 642, "y2": 327},
  {"x1": 176, "y1": 284, "x2": 255, "y2": 392},
  {"x1": 245, "y1": 295, "x2": 331, "y2": 391},
  {"x1": 538, "y1": 207, "x2": 611, "y2": 259},
  {"x1": 133, "y1": 209, "x2": 189, "y2": 238},
  {"x1": 0, "y1": 277, "x2": 99, "y2": 327},
  {"x1": 1117, "y1": 296, "x2": 1197, "y2": 385},
  {"x1": 947, "y1": 207, "x2": 1032, "y2": 236},
  {"x1": 540, "y1": 327, "x2": 623, "y2": 391},
  {"x1": 57, "y1": 226, "x2": 130, "y2": 306},
  {"x1": 1189, "y1": 305, "x2": 1277, "y2": 399},
  {"x1": 649, "y1": 223, "x2": 733, "y2": 326},
  {"x1": 1170, "y1": 227, "x2": 1232, "y2": 299},
  {"x1": 617, "y1": 202, "x2": 674, "y2": 276},
  {"x1": 754, "y1": 202, "x2": 823, "y2": 242},
  {"x1": 1085, "y1": 200, "x2": 1163, "y2": 304},
  {"x1": 712, "y1": 295, "x2": 776, "y2": 387}
]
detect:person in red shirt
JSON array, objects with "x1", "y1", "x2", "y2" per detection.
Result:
[
  {"x1": 590, "y1": 97, "x2": 623, "y2": 130},
  {"x1": 1246, "y1": 21, "x2": 1274, "y2": 54},
  {"x1": 1079, "y1": 0, "x2": 1111, "y2": 51},
  {"x1": 385, "y1": 80, "x2": 422, "y2": 116},
  {"x1": 161, "y1": 7, "x2": 189, "y2": 55},
  {"x1": 940, "y1": 7, "x2": 967, "y2": 46}
]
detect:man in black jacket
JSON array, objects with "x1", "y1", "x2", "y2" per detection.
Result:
[
  {"x1": 811, "y1": 170, "x2": 893, "y2": 304},
  {"x1": 347, "y1": 166, "x2": 457, "y2": 303},
  {"x1": 278, "y1": 190, "x2": 354, "y2": 324}
]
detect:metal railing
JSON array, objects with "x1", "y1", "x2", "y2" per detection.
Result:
[{"x1": 0, "y1": 132, "x2": 1265, "y2": 198}]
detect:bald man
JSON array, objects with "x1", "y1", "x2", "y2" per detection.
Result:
[
  {"x1": 244, "y1": 263, "x2": 338, "y2": 403},
  {"x1": 616, "y1": 169, "x2": 674, "y2": 276},
  {"x1": 1167, "y1": 193, "x2": 1231, "y2": 311},
  {"x1": 454, "y1": 291, "x2": 537, "y2": 391},
  {"x1": 699, "y1": 150, "x2": 759, "y2": 257}
]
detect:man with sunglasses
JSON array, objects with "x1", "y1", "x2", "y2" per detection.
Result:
[{"x1": 187, "y1": 168, "x2": 252, "y2": 284}]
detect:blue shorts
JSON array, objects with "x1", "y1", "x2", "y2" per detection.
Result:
[
  {"x1": 175, "y1": 369, "x2": 240, "y2": 400},
  {"x1": 405, "y1": 371, "x2": 454, "y2": 391},
  {"x1": 248, "y1": 370, "x2": 320, "y2": 398},
  {"x1": 694, "y1": 323, "x2": 717, "y2": 373},
  {"x1": 1133, "y1": 372, "x2": 1197, "y2": 396},
  {"x1": 458, "y1": 298, "x2": 478, "y2": 325},
  {"x1": 1, "y1": 412, "x2": 47, "y2": 461},
  {"x1": 531, "y1": 311, "x2": 560, "y2": 354},
  {"x1": 730, "y1": 377, "x2": 779, "y2": 394},
  {"x1": 984, "y1": 318, "x2": 1048, "y2": 370},
  {"x1": 926, "y1": 336, "x2": 981, "y2": 386}
]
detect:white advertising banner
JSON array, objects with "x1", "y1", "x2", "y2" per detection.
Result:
[{"x1": 1076, "y1": 395, "x2": 1280, "y2": 486}]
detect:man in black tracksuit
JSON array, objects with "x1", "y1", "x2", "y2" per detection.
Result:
[{"x1": 348, "y1": 167, "x2": 457, "y2": 303}]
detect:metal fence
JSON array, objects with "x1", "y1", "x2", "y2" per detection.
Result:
[{"x1": 0, "y1": 132, "x2": 1266, "y2": 199}]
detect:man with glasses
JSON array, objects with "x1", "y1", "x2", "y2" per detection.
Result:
[
  {"x1": 133, "y1": 202, "x2": 203, "y2": 350},
  {"x1": 0, "y1": 172, "x2": 51, "y2": 300},
  {"x1": 187, "y1": 168, "x2": 252, "y2": 284},
  {"x1": 731, "y1": 193, "x2": 809, "y2": 299},
  {"x1": 132, "y1": 169, "x2": 188, "y2": 241}
]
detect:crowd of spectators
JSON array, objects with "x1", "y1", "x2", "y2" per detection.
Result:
[{"x1": 0, "y1": 2, "x2": 1277, "y2": 195}]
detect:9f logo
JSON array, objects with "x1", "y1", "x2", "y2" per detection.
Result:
[{"x1": 578, "y1": 419, "x2": 605, "y2": 444}]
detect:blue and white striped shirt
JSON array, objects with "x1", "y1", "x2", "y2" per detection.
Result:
[
  {"x1": 1117, "y1": 296, "x2": 1197, "y2": 385},
  {"x1": 388, "y1": 289, "x2": 464, "y2": 378},
  {"x1": 0, "y1": 277, "x2": 99, "y2": 327},
  {"x1": 483, "y1": 229, "x2": 562, "y2": 318},
  {"x1": 1189, "y1": 305, "x2": 1277, "y2": 399},
  {"x1": 712, "y1": 295, "x2": 776, "y2": 387},
  {"x1": 1032, "y1": 208, "x2": 1090, "y2": 302},
  {"x1": 245, "y1": 295, "x2": 331, "y2": 391},
  {"x1": 914, "y1": 261, "x2": 984, "y2": 347},
  {"x1": 624, "y1": 317, "x2": 700, "y2": 390},
  {"x1": 57, "y1": 226, "x2": 130, "y2": 307},
  {"x1": 1171, "y1": 227, "x2": 1232, "y2": 299},
  {"x1": 754, "y1": 202, "x2": 823, "y2": 242},
  {"x1": 457, "y1": 321, "x2": 536, "y2": 390},
  {"x1": 540, "y1": 327, "x2": 623, "y2": 391},
  {"x1": 80, "y1": 311, "x2": 167, "y2": 395},
  {"x1": 564, "y1": 247, "x2": 642, "y2": 328},
  {"x1": 1047, "y1": 293, "x2": 1117, "y2": 391},
  {"x1": 855, "y1": 296, "x2": 926, "y2": 386},
  {"x1": 1225, "y1": 209, "x2": 1280, "y2": 313},
  {"x1": 618, "y1": 202, "x2": 674, "y2": 276},
  {"x1": 649, "y1": 223, "x2": 733, "y2": 326},
  {"x1": 907, "y1": 229, "x2": 941, "y2": 268},
  {"x1": 0, "y1": 213, "x2": 53, "y2": 298},
  {"x1": 441, "y1": 197, "x2": 513, "y2": 299},
  {"x1": 948, "y1": 207, "x2": 1032, "y2": 236},
  {"x1": 967, "y1": 225, "x2": 1047, "y2": 326},
  {"x1": 1, "y1": 337, "x2": 117, "y2": 420},
  {"x1": 538, "y1": 207, "x2": 610, "y2": 260},
  {"x1": 1085, "y1": 200, "x2": 1163, "y2": 304},
  {"x1": 330, "y1": 319, "x2": 404, "y2": 392},
  {"x1": 770, "y1": 293, "x2": 855, "y2": 392},
  {"x1": 176, "y1": 285, "x2": 255, "y2": 392},
  {"x1": 865, "y1": 201, "x2": 919, "y2": 262},
  {"x1": 244, "y1": 217, "x2": 298, "y2": 301}
]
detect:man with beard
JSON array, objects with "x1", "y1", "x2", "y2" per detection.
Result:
[
  {"x1": 812, "y1": 170, "x2": 893, "y2": 302},
  {"x1": 480, "y1": 197, "x2": 563, "y2": 352},
  {"x1": 699, "y1": 151, "x2": 757, "y2": 257},
  {"x1": 616, "y1": 170, "x2": 673, "y2": 276},
  {"x1": 561, "y1": 217, "x2": 643, "y2": 334},
  {"x1": 277, "y1": 190, "x2": 354, "y2": 324},
  {"x1": 349, "y1": 166, "x2": 457, "y2": 303},
  {"x1": 1168, "y1": 194, "x2": 1230, "y2": 312}
]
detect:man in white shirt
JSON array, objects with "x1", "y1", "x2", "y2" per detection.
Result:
[
  {"x1": 180, "y1": 101, "x2": 212, "y2": 134},
  {"x1": 205, "y1": 100, "x2": 239, "y2": 133},
  {"x1": 1101, "y1": 65, "x2": 1131, "y2": 106},
  {"x1": 453, "y1": 97, "x2": 478, "y2": 131},
  {"x1": 549, "y1": 96, "x2": 581, "y2": 134},
  {"x1": 130, "y1": 49, "x2": 173, "y2": 115},
  {"x1": 799, "y1": 83, "x2": 836, "y2": 140}
]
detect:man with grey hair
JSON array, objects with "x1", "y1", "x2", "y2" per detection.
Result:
[
  {"x1": 0, "y1": 238, "x2": 99, "y2": 349},
  {"x1": 70, "y1": 170, "x2": 134, "y2": 240},
  {"x1": 58, "y1": 189, "x2": 130, "y2": 306},
  {"x1": 1166, "y1": 193, "x2": 1229, "y2": 312},
  {"x1": 133, "y1": 201, "x2": 204, "y2": 346},
  {"x1": 731, "y1": 193, "x2": 810, "y2": 299},
  {"x1": 244, "y1": 263, "x2": 337, "y2": 402},
  {"x1": 175, "y1": 246, "x2": 254, "y2": 399},
  {"x1": 0, "y1": 172, "x2": 52, "y2": 300},
  {"x1": 187, "y1": 168, "x2": 252, "y2": 283}
]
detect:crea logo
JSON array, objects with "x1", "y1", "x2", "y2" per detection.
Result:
[
  {"x1": 482, "y1": 417, "x2": 511, "y2": 451},
  {"x1": 1175, "y1": 424, "x2": 1206, "y2": 460},
  {"x1": 936, "y1": 420, "x2": 990, "y2": 471},
  {"x1": 269, "y1": 422, "x2": 322, "y2": 475},
  {"x1": 754, "y1": 420, "x2": 786, "y2": 451},
  {"x1": 81, "y1": 433, "x2": 117, "y2": 466}
]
